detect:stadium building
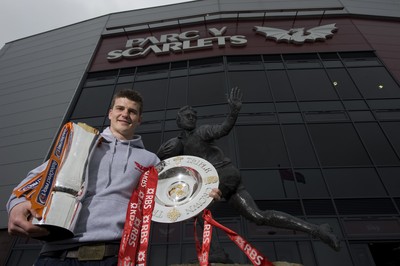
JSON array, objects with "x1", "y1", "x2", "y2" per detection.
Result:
[{"x1": 1, "y1": 0, "x2": 400, "y2": 265}]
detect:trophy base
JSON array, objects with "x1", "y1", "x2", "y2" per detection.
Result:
[{"x1": 33, "y1": 224, "x2": 74, "y2": 241}]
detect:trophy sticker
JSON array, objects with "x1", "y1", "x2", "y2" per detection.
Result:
[{"x1": 152, "y1": 155, "x2": 219, "y2": 223}]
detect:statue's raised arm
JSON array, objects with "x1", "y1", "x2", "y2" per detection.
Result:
[
  {"x1": 228, "y1": 86, "x2": 242, "y2": 114},
  {"x1": 210, "y1": 87, "x2": 243, "y2": 139}
]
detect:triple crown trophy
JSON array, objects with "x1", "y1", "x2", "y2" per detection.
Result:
[{"x1": 13, "y1": 122, "x2": 99, "y2": 241}]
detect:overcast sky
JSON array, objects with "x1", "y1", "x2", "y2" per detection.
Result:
[{"x1": 0, "y1": 0, "x2": 194, "y2": 49}]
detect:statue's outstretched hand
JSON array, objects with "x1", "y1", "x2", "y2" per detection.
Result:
[{"x1": 228, "y1": 87, "x2": 242, "y2": 113}]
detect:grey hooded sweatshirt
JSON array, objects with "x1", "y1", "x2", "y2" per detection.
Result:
[{"x1": 7, "y1": 127, "x2": 159, "y2": 252}]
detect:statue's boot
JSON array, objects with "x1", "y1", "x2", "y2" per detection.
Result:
[
  {"x1": 208, "y1": 247, "x2": 234, "y2": 263},
  {"x1": 311, "y1": 223, "x2": 341, "y2": 251}
]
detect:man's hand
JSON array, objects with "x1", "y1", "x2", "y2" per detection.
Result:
[
  {"x1": 227, "y1": 87, "x2": 242, "y2": 113},
  {"x1": 209, "y1": 188, "x2": 222, "y2": 201},
  {"x1": 8, "y1": 201, "x2": 49, "y2": 238}
]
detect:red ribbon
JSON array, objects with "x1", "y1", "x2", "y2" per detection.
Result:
[
  {"x1": 196, "y1": 209, "x2": 274, "y2": 266},
  {"x1": 119, "y1": 166, "x2": 158, "y2": 266}
]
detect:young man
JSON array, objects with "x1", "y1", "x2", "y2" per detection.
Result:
[{"x1": 7, "y1": 89, "x2": 221, "y2": 265}]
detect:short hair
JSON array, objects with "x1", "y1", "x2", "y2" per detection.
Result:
[
  {"x1": 176, "y1": 105, "x2": 197, "y2": 128},
  {"x1": 110, "y1": 89, "x2": 143, "y2": 114},
  {"x1": 177, "y1": 105, "x2": 197, "y2": 117}
]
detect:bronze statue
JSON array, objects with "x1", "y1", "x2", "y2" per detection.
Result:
[{"x1": 157, "y1": 87, "x2": 340, "y2": 262}]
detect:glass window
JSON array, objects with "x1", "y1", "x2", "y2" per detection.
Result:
[
  {"x1": 150, "y1": 244, "x2": 180, "y2": 265},
  {"x1": 240, "y1": 170, "x2": 297, "y2": 199},
  {"x1": 85, "y1": 70, "x2": 117, "y2": 87},
  {"x1": 189, "y1": 57, "x2": 224, "y2": 74},
  {"x1": 275, "y1": 242, "x2": 302, "y2": 264},
  {"x1": 304, "y1": 111, "x2": 348, "y2": 122},
  {"x1": 343, "y1": 100, "x2": 368, "y2": 110},
  {"x1": 275, "y1": 102, "x2": 299, "y2": 113},
  {"x1": 151, "y1": 223, "x2": 181, "y2": 243},
  {"x1": 299, "y1": 101, "x2": 344, "y2": 112},
  {"x1": 283, "y1": 53, "x2": 322, "y2": 69},
  {"x1": 378, "y1": 167, "x2": 400, "y2": 196},
  {"x1": 135, "y1": 64, "x2": 169, "y2": 81},
  {"x1": 278, "y1": 113, "x2": 303, "y2": 124},
  {"x1": 349, "y1": 67, "x2": 400, "y2": 99},
  {"x1": 303, "y1": 199, "x2": 335, "y2": 215},
  {"x1": 237, "y1": 113, "x2": 277, "y2": 124},
  {"x1": 267, "y1": 70, "x2": 296, "y2": 101},
  {"x1": 375, "y1": 110, "x2": 400, "y2": 121},
  {"x1": 324, "y1": 168, "x2": 387, "y2": 197},
  {"x1": 344, "y1": 219, "x2": 400, "y2": 237},
  {"x1": 350, "y1": 244, "x2": 376, "y2": 266},
  {"x1": 236, "y1": 125, "x2": 290, "y2": 168},
  {"x1": 115, "y1": 83, "x2": 133, "y2": 91},
  {"x1": 288, "y1": 69, "x2": 339, "y2": 101},
  {"x1": 188, "y1": 72, "x2": 226, "y2": 106},
  {"x1": 296, "y1": 170, "x2": 330, "y2": 198},
  {"x1": 227, "y1": 55, "x2": 263, "y2": 70},
  {"x1": 326, "y1": 68, "x2": 361, "y2": 99},
  {"x1": 381, "y1": 122, "x2": 400, "y2": 156},
  {"x1": 140, "y1": 132, "x2": 162, "y2": 154},
  {"x1": 228, "y1": 71, "x2": 272, "y2": 102},
  {"x1": 70, "y1": 85, "x2": 115, "y2": 119},
  {"x1": 348, "y1": 111, "x2": 374, "y2": 122},
  {"x1": 368, "y1": 99, "x2": 400, "y2": 109},
  {"x1": 134, "y1": 79, "x2": 168, "y2": 111},
  {"x1": 167, "y1": 76, "x2": 188, "y2": 109},
  {"x1": 263, "y1": 54, "x2": 284, "y2": 70},
  {"x1": 257, "y1": 200, "x2": 303, "y2": 215},
  {"x1": 281, "y1": 125, "x2": 318, "y2": 167},
  {"x1": 335, "y1": 198, "x2": 397, "y2": 215},
  {"x1": 307, "y1": 123, "x2": 371, "y2": 166},
  {"x1": 355, "y1": 123, "x2": 400, "y2": 165}
]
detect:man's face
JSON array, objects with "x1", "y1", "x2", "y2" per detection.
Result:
[
  {"x1": 178, "y1": 110, "x2": 197, "y2": 130},
  {"x1": 108, "y1": 97, "x2": 142, "y2": 140}
]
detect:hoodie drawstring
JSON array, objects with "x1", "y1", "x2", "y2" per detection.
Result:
[
  {"x1": 106, "y1": 139, "x2": 132, "y2": 188},
  {"x1": 124, "y1": 140, "x2": 131, "y2": 173}
]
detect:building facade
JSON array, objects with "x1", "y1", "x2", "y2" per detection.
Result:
[{"x1": 1, "y1": 0, "x2": 400, "y2": 265}]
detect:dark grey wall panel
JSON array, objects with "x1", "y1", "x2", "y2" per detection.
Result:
[
  {"x1": 103, "y1": 0, "x2": 399, "y2": 37},
  {"x1": 0, "y1": 16, "x2": 108, "y2": 228},
  {"x1": 105, "y1": 0, "x2": 344, "y2": 32}
]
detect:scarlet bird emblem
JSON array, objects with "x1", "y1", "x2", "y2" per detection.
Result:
[{"x1": 254, "y1": 23, "x2": 338, "y2": 45}]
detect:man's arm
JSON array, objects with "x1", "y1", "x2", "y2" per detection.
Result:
[{"x1": 7, "y1": 161, "x2": 50, "y2": 238}]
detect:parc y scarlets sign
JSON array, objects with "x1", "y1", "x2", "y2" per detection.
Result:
[{"x1": 107, "y1": 24, "x2": 337, "y2": 61}]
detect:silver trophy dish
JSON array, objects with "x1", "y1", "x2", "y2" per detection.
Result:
[{"x1": 152, "y1": 155, "x2": 219, "y2": 223}]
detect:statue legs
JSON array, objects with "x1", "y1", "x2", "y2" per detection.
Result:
[
  {"x1": 195, "y1": 213, "x2": 233, "y2": 263},
  {"x1": 228, "y1": 187, "x2": 340, "y2": 251}
]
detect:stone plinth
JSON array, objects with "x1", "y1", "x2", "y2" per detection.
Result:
[{"x1": 170, "y1": 262, "x2": 303, "y2": 266}]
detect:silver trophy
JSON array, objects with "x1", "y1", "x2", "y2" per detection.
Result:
[
  {"x1": 152, "y1": 155, "x2": 219, "y2": 223},
  {"x1": 33, "y1": 123, "x2": 99, "y2": 241}
]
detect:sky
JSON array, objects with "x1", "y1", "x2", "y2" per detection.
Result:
[{"x1": 0, "y1": 0, "x2": 195, "y2": 49}]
